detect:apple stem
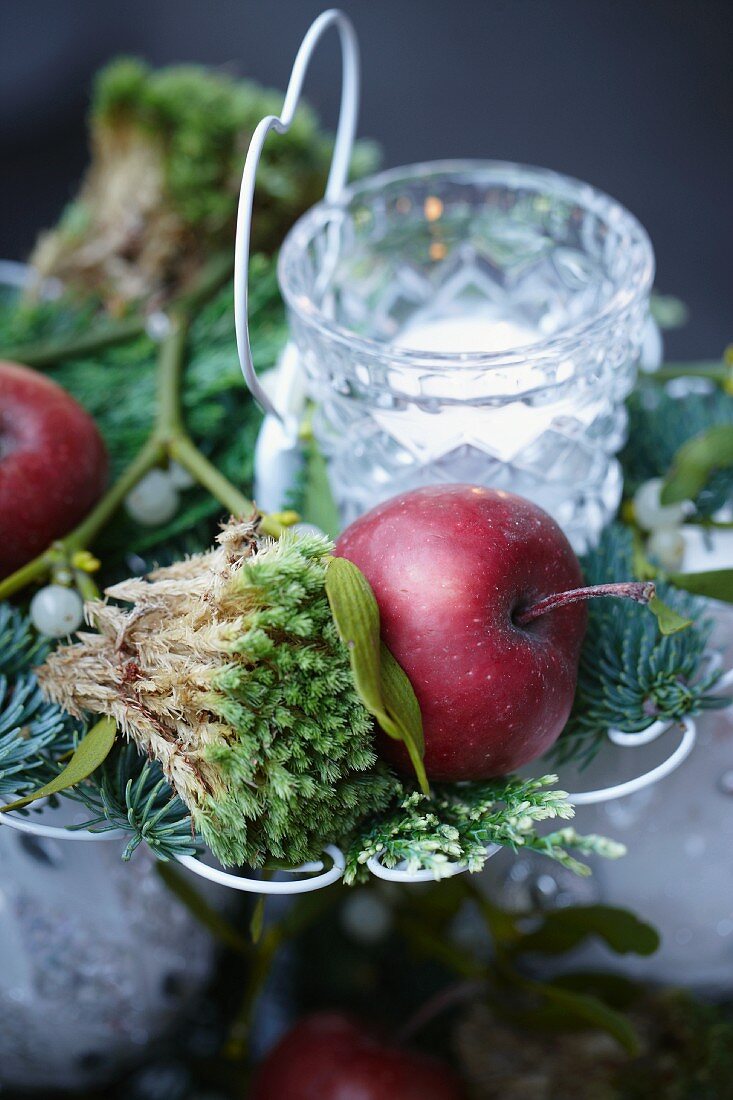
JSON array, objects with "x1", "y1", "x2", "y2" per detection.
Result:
[{"x1": 515, "y1": 580, "x2": 656, "y2": 626}]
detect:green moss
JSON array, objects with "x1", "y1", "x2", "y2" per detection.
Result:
[{"x1": 197, "y1": 533, "x2": 398, "y2": 867}]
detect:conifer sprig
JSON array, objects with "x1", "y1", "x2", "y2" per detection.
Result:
[
  {"x1": 554, "y1": 525, "x2": 729, "y2": 767},
  {"x1": 344, "y1": 776, "x2": 625, "y2": 885}
]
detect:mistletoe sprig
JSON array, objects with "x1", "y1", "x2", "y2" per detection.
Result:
[{"x1": 0, "y1": 254, "x2": 291, "y2": 604}]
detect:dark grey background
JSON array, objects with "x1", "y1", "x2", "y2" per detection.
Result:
[{"x1": 1, "y1": 0, "x2": 730, "y2": 356}]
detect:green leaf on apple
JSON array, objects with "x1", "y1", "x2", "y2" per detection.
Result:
[
  {"x1": 647, "y1": 594, "x2": 693, "y2": 635},
  {"x1": 325, "y1": 557, "x2": 429, "y2": 795},
  {"x1": 515, "y1": 904, "x2": 660, "y2": 958},
  {"x1": 0, "y1": 715, "x2": 117, "y2": 813}
]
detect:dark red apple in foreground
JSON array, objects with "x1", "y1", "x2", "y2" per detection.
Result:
[
  {"x1": 0, "y1": 361, "x2": 107, "y2": 578},
  {"x1": 250, "y1": 1012, "x2": 465, "y2": 1100},
  {"x1": 336, "y1": 484, "x2": 649, "y2": 781}
]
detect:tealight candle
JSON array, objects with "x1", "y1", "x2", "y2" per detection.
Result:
[
  {"x1": 279, "y1": 161, "x2": 654, "y2": 551},
  {"x1": 395, "y1": 316, "x2": 538, "y2": 355}
]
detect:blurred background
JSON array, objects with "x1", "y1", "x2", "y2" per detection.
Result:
[{"x1": 1, "y1": 0, "x2": 731, "y2": 356}]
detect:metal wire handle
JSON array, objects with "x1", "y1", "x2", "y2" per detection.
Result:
[{"x1": 233, "y1": 8, "x2": 359, "y2": 424}]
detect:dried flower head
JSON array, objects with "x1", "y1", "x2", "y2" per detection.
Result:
[{"x1": 38, "y1": 520, "x2": 395, "y2": 867}]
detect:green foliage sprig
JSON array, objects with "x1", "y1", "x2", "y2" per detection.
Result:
[
  {"x1": 70, "y1": 744, "x2": 198, "y2": 862},
  {"x1": 0, "y1": 255, "x2": 287, "y2": 573},
  {"x1": 345, "y1": 775, "x2": 625, "y2": 885}
]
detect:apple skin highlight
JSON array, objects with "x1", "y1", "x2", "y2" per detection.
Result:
[
  {"x1": 0, "y1": 361, "x2": 108, "y2": 579},
  {"x1": 336, "y1": 484, "x2": 588, "y2": 781}
]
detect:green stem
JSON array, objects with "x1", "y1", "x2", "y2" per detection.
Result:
[
  {"x1": 73, "y1": 568, "x2": 101, "y2": 602},
  {"x1": 653, "y1": 360, "x2": 732, "y2": 387},
  {"x1": 168, "y1": 434, "x2": 284, "y2": 535},
  {"x1": 686, "y1": 517, "x2": 733, "y2": 531},
  {"x1": 0, "y1": 551, "x2": 55, "y2": 600},
  {"x1": 3, "y1": 252, "x2": 232, "y2": 370},
  {"x1": 5, "y1": 315, "x2": 148, "y2": 369},
  {"x1": 156, "y1": 316, "x2": 189, "y2": 439},
  {"x1": 67, "y1": 436, "x2": 165, "y2": 552}
]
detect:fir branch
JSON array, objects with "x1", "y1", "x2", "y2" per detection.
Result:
[
  {"x1": 69, "y1": 743, "x2": 198, "y2": 862},
  {"x1": 553, "y1": 525, "x2": 729, "y2": 768},
  {"x1": 0, "y1": 599, "x2": 50, "y2": 676},
  {"x1": 0, "y1": 605, "x2": 77, "y2": 800},
  {"x1": 344, "y1": 776, "x2": 623, "y2": 885},
  {"x1": 0, "y1": 674, "x2": 76, "y2": 800}
]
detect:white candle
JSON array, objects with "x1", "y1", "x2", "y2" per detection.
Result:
[
  {"x1": 395, "y1": 315, "x2": 537, "y2": 354},
  {"x1": 378, "y1": 314, "x2": 591, "y2": 467}
]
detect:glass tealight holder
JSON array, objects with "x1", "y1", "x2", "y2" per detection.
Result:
[{"x1": 278, "y1": 160, "x2": 654, "y2": 550}]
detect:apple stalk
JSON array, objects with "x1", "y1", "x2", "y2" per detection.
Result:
[{"x1": 515, "y1": 580, "x2": 656, "y2": 626}]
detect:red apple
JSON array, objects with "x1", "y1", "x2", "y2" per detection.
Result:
[
  {"x1": 0, "y1": 361, "x2": 107, "y2": 579},
  {"x1": 335, "y1": 484, "x2": 588, "y2": 780},
  {"x1": 250, "y1": 1012, "x2": 465, "y2": 1100}
]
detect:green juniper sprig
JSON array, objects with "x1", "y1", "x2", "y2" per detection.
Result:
[
  {"x1": 554, "y1": 524, "x2": 729, "y2": 767},
  {"x1": 344, "y1": 775, "x2": 625, "y2": 885}
]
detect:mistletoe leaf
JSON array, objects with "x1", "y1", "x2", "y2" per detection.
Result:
[
  {"x1": 512, "y1": 980, "x2": 640, "y2": 1054},
  {"x1": 379, "y1": 641, "x2": 427, "y2": 789},
  {"x1": 648, "y1": 594, "x2": 692, "y2": 635},
  {"x1": 0, "y1": 716, "x2": 117, "y2": 812},
  {"x1": 549, "y1": 970, "x2": 641, "y2": 1010},
  {"x1": 668, "y1": 568, "x2": 733, "y2": 605},
  {"x1": 325, "y1": 557, "x2": 428, "y2": 794},
  {"x1": 661, "y1": 424, "x2": 733, "y2": 504},
  {"x1": 517, "y1": 905, "x2": 660, "y2": 958}
]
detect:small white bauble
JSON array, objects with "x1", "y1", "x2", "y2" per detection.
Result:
[
  {"x1": 30, "y1": 585, "x2": 84, "y2": 637},
  {"x1": 340, "y1": 889, "x2": 392, "y2": 945},
  {"x1": 647, "y1": 527, "x2": 686, "y2": 570},
  {"x1": 144, "y1": 311, "x2": 172, "y2": 342},
  {"x1": 125, "y1": 470, "x2": 179, "y2": 526},
  {"x1": 167, "y1": 461, "x2": 196, "y2": 490},
  {"x1": 633, "y1": 477, "x2": 691, "y2": 532}
]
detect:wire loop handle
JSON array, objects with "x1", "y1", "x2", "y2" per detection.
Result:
[
  {"x1": 568, "y1": 716, "x2": 697, "y2": 806},
  {"x1": 177, "y1": 846, "x2": 346, "y2": 895},
  {"x1": 234, "y1": 8, "x2": 359, "y2": 423}
]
